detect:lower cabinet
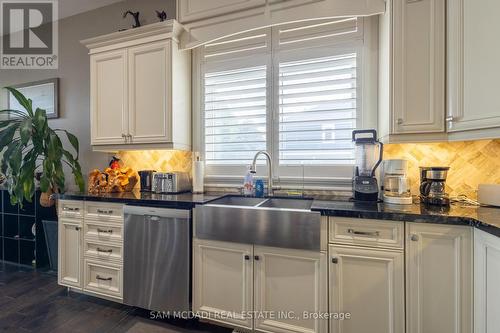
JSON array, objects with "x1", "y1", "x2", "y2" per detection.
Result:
[
  {"x1": 192, "y1": 239, "x2": 253, "y2": 329},
  {"x1": 406, "y1": 222, "x2": 473, "y2": 333},
  {"x1": 58, "y1": 218, "x2": 83, "y2": 289},
  {"x1": 58, "y1": 200, "x2": 124, "y2": 301},
  {"x1": 328, "y1": 245, "x2": 404, "y2": 333},
  {"x1": 474, "y1": 228, "x2": 500, "y2": 333},
  {"x1": 193, "y1": 239, "x2": 328, "y2": 333},
  {"x1": 253, "y1": 246, "x2": 327, "y2": 333}
]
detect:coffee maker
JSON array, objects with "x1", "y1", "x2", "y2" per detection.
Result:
[
  {"x1": 352, "y1": 129, "x2": 383, "y2": 202},
  {"x1": 419, "y1": 166, "x2": 450, "y2": 206},
  {"x1": 382, "y1": 159, "x2": 412, "y2": 205}
]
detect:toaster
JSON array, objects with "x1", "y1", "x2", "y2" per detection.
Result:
[{"x1": 152, "y1": 172, "x2": 191, "y2": 194}]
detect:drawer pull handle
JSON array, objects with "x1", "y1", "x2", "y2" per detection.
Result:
[
  {"x1": 97, "y1": 209, "x2": 113, "y2": 214},
  {"x1": 96, "y1": 275, "x2": 112, "y2": 281},
  {"x1": 97, "y1": 248, "x2": 113, "y2": 253},
  {"x1": 347, "y1": 228, "x2": 380, "y2": 237},
  {"x1": 97, "y1": 228, "x2": 113, "y2": 234},
  {"x1": 63, "y1": 207, "x2": 79, "y2": 212}
]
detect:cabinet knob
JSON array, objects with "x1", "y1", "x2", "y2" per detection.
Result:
[
  {"x1": 410, "y1": 234, "x2": 419, "y2": 241},
  {"x1": 244, "y1": 255, "x2": 250, "y2": 261},
  {"x1": 397, "y1": 118, "x2": 404, "y2": 125},
  {"x1": 254, "y1": 255, "x2": 260, "y2": 261},
  {"x1": 75, "y1": 226, "x2": 81, "y2": 231},
  {"x1": 331, "y1": 257, "x2": 338, "y2": 264}
]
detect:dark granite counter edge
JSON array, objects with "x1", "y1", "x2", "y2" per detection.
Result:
[{"x1": 313, "y1": 208, "x2": 500, "y2": 238}]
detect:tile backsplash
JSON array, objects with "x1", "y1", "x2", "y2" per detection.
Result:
[
  {"x1": 117, "y1": 150, "x2": 192, "y2": 174},
  {"x1": 384, "y1": 139, "x2": 500, "y2": 199}
]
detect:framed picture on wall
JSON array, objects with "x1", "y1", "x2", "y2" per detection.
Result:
[{"x1": 8, "y1": 78, "x2": 59, "y2": 119}]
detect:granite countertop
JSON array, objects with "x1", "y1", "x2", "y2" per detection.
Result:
[
  {"x1": 311, "y1": 200, "x2": 500, "y2": 237},
  {"x1": 58, "y1": 190, "x2": 224, "y2": 209},
  {"x1": 58, "y1": 191, "x2": 500, "y2": 237}
]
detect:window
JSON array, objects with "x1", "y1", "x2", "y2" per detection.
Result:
[{"x1": 195, "y1": 18, "x2": 373, "y2": 188}]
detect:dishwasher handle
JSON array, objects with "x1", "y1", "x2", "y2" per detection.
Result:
[{"x1": 123, "y1": 205, "x2": 190, "y2": 220}]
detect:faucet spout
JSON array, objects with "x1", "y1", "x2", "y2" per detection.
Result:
[{"x1": 250, "y1": 151, "x2": 273, "y2": 196}]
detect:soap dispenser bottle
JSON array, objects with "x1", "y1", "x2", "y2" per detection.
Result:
[{"x1": 243, "y1": 166, "x2": 254, "y2": 196}]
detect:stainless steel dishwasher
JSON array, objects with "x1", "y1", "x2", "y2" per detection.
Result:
[{"x1": 123, "y1": 205, "x2": 190, "y2": 312}]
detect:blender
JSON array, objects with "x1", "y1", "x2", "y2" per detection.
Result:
[{"x1": 352, "y1": 129, "x2": 384, "y2": 202}]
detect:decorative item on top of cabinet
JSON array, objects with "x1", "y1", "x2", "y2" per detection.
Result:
[
  {"x1": 446, "y1": 0, "x2": 500, "y2": 141},
  {"x1": 123, "y1": 10, "x2": 141, "y2": 28},
  {"x1": 81, "y1": 20, "x2": 191, "y2": 152},
  {"x1": 378, "y1": 0, "x2": 446, "y2": 143},
  {"x1": 177, "y1": 0, "x2": 385, "y2": 49},
  {"x1": 406, "y1": 222, "x2": 472, "y2": 333},
  {"x1": 156, "y1": 10, "x2": 167, "y2": 22}
]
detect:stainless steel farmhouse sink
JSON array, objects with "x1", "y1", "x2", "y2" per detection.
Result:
[{"x1": 194, "y1": 196, "x2": 325, "y2": 251}]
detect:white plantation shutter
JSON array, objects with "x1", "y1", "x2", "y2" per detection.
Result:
[
  {"x1": 278, "y1": 53, "x2": 357, "y2": 165},
  {"x1": 199, "y1": 18, "x2": 364, "y2": 184},
  {"x1": 204, "y1": 65, "x2": 267, "y2": 165}
]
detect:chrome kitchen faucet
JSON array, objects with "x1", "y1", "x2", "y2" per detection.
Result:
[{"x1": 250, "y1": 151, "x2": 274, "y2": 196}]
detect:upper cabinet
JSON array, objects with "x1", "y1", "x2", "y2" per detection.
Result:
[
  {"x1": 447, "y1": 0, "x2": 500, "y2": 140},
  {"x1": 82, "y1": 20, "x2": 191, "y2": 151},
  {"x1": 378, "y1": 0, "x2": 446, "y2": 142},
  {"x1": 177, "y1": 0, "x2": 385, "y2": 48}
]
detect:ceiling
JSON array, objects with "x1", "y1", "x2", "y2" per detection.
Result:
[{"x1": 59, "y1": 0, "x2": 125, "y2": 19}]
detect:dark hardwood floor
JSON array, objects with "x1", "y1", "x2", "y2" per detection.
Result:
[{"x1": 0, "y1": 262, "x2": 230, "y2": 333}]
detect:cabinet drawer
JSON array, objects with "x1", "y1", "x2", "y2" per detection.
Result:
[
  {"x1": 84, "y1": 202, "x2": 123, "y2": 222},
  {"x1": 58, "y1": 200, "x2": 84, "y2": 219},
  {"x1": 84, "y1": 222, "x2": 123, "y2": 243},
  {"x1": 84, "y1": 260, "x2": 122, "y2": 299},
  {"x1": 84, "y1": 240, "x2": 122, "y2": 263},
  {"x1": 329, "y1": 217, "x2": 404, "y2": 249}
]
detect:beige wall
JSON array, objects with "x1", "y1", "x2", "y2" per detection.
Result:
[{"x1": 0, "y1": 0, "x2": 176, "y2": 190}]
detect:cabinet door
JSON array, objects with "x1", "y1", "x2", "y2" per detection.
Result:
[
  {"x1": 474, "y1": 228, "x2": 500, "y2": 333},
  {"x1": 254, "y1": 246, "x2": 327, "y2": 333},
  {"x1": 392, "y1": 0, "x2": 445, "y2": 134},
  {"x1": 58, "y1": 218, "x2": 83, "y2": 289},
  {"x1": 90, "y1": 50, "x2": 128, "y2": 145},
  {"x1": 193, "y1": 239, "x2": 253, "y2": 330},
  {"x1": 406, "y1": 223, "x2": 472, "y2": 333},
  {"x1": 128, "y1": 41, "x2": 171, "y2": 144},
  {"x1": 447, "y1": 0, "x2": 500, "y2": 133},
  {"x1": 329, "y1": 245, "x2": 404, "y2": 333},
  {"x1": 177, "y1": 0, "x2": 265, "y2": 23}
]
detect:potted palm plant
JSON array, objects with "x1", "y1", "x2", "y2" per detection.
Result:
[{"x1": 0, "y1": 87, "x2": 84, "y2": 207}]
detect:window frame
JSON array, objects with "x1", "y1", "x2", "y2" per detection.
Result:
[{"x1": 193, "y1": 17, "x2": 377, "y2": 189}]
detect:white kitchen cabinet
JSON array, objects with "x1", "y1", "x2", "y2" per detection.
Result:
[
  {"x1": 446, "y1": 0, "x2": 500, "y2": 140},
  {"x1": 406, "y1": 222, "x2": 473, "y2": 333},
  {"x1": 192, "y1": 239, "x2": 254, "y2": 330},
  {"x1": 378, "y1": 0, "x2": 446, "y2": 142},
  {"x1": 82, "y1": 20, "x2": 191, "y2": 151},
  {"x1": 58, "y1": 200, "x2": 124, "y2": 302},
  {"x1": 254, "y1": 246, "x2": 327, "y2": 333},
  {"x1": 58, "y1": 218, "x2": 83, "y2": 289},
  {"x1": 192, "y1": 239, "x2": 328, "y2": 333},
  {"x1": 474, "y1": 228, "x2": 500, "y2": 333},
  {"x1": 90, "y1": 50, "x2": 128, "y2": 146},
  {"x1": 328, "y1": 245, "x2": 404, "y2": 333}
]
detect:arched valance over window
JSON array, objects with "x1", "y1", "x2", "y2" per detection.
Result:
[{"x1": 178, "y1": 0, "x2": 385, "y2": 49}]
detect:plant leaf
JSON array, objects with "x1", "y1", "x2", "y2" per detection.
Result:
[
  {"x1": 39, "y1": 175, "x2": 50, "y2": 192},
  {"x1": 65, "y1": 131, "x2": 79, "y2": 159},
  {"x1": 0, "y1": 125, "x2": 18, "y2": 152},
  {"x1": 5, "y1": 87, "x2": 33, "y2": 117},
  {"x1": 19, "y1": 118, "x2": 32, "y2": 145}
]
